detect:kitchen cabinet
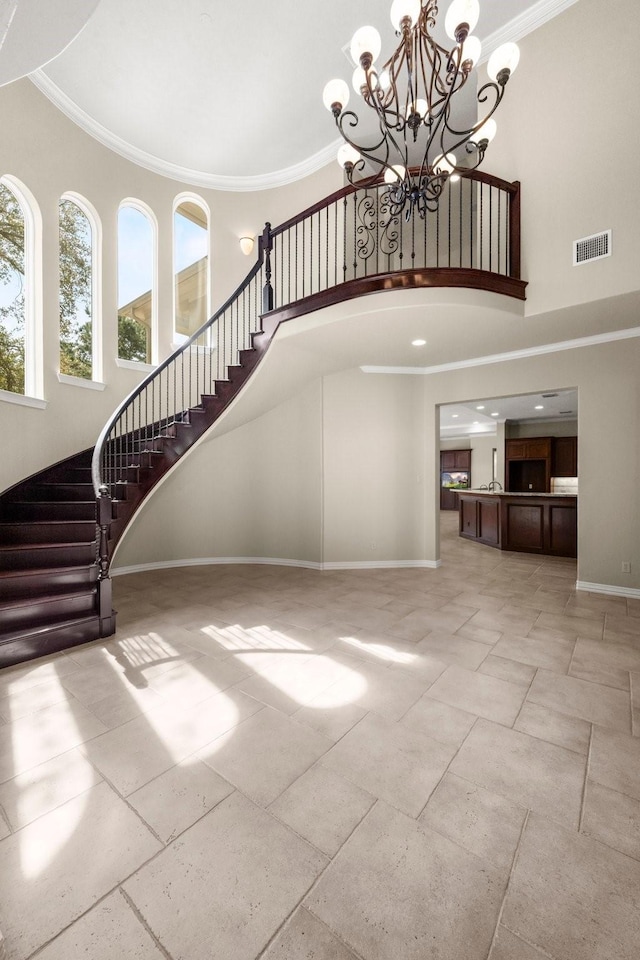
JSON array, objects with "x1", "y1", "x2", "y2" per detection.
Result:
[
  {"x1": 505, "y1": 437, "x2": 551, "y2": 493},
  {"x1": 552, "y1": 437, "x2": 578, "y2": 477},
  {"x1": 440, "y1": 449, "x2": 471, "y2": 510},
  {"x1": 441, "y1": 449, "x2": 471, "y2": 471},
  {"x1": 458, "y1": 491, "x2": 577, "y2": 558}
]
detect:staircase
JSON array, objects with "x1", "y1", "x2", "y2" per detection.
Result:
[{"x1": 0, "y1": 173, "x2": 525, "y2": 668}]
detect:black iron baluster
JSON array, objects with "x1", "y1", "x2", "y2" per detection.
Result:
[
  {"x1": 497, "y1": 188, "x2": 502, "y2": 275},
  {"x1": 480, "y1": 182, "x2": 484, "y2": 271},
  {"x1": 262, "y1": 222, "x2": 273, "y2": 313}
]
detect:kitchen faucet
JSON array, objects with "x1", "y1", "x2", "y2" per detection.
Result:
[{"x1": 488, "y1": 480, "x2": 503, "y2": 491}]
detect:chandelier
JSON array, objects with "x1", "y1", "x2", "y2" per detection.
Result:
[{"x1": 322, "y1": 0, "x2": 520, "y2": 220}]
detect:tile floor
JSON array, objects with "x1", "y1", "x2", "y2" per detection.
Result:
[{"x1": 0, "y1": 513, "x2": 639, "y2": 959}]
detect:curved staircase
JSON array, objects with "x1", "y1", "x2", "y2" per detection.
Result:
[{"x1": 0, "y1": 173, "x2": 525, "y2": 667}]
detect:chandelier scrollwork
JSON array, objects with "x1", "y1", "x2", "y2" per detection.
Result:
[{"x1": 322, "y1": 0, "x2": 520, "y2": 220}]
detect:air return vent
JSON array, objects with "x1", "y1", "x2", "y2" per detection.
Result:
[{"x1": 573, "y1": 230, "x2": 611, "y2": 266}]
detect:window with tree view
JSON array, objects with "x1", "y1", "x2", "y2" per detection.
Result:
[
  {"x1": 118, "y1": 204, "x2": 154, "y2": 363},
  {"x1": 0, "y1": 182, "x2": 26, "y2": 394},
  {"x1": 174, "y1": 199, "x2": 208, "y2": 339},
  {"x1": 59, "y1": 198, "x2": 94, "y2": 380}
]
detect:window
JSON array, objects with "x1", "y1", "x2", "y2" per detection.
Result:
[
  {"x1": 117, "y1": 202, "x2": 156, "y2": 364},
  {"x1": 0, "y1": 176, "x2": 42, "y2": 400},
  {"x1": 59, "y1": 195, "x2": 100, "y2": 381},
  {"x1": 173, "y1": 196, "x2": 209, "y2": 340},
  {"x1": 0, "y1": 181, "x2": 26, "y2": 393}
]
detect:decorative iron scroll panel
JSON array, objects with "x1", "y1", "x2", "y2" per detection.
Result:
[{"x1": 269, "y1": 175, "x2": 513, "y2": 310}]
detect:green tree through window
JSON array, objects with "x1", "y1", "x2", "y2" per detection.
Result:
[
  {"x1": 0, "y1": 182, "x2": 26, "y2": 393},
  {"x1": 59, "y1": 199, "x2": 93, "y2": 379}
]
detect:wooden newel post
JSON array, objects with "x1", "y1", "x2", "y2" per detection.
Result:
[
  {"x1": 96, "y1": 484, "x2": 115, "y2": 636},
  {"x1": 262, "y1": 221, "x2": 274, "y2": 314}
]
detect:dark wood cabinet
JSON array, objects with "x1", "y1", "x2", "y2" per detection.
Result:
[
  {"x1": 458, "y1": 491, "x2": 577, "y2": 558},
  {"x1": 552, "y1": 437, "x2": 578, "y2": 477},
  {"x1": 441, "y1": 449, "x2": 471, "y2": 471},
  {"x1": 440, "y1": 449, "x2": 471, "y2": 510},
  {"x1": 505, "y1": 437, "x2": 551, "y2": 493}
]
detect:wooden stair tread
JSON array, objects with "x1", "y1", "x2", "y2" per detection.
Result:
[
  {"x1": 0, "y1": 613, "x2": 100, "y2": 646},
  {"x1": 0, "y1": 588, "x2": 96, "y2": 612}
]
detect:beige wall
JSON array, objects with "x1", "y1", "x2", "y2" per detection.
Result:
[
  {"x1": 115, "y1": 330, "x2": 640, "y2": 593},
  {"x1": 483, "y1": 0, "x2": 640, "y2": 317},
  {"x1": 506, "y1": 420, "x2": 578, "y2": 439},
  {"x1": 0, "y1": 78, "x2": 341, "y2": 491}
]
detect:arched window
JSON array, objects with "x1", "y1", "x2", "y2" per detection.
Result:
[
  {"x1": 117, "y1": 201, "x2": 157, "y2": 365},
  {"x1": 0, "y1": 181, "x2": 26, "y2": 394},
  {"x1": 58, "y1": 195, "x2": 101, "y2": 381},
  {"x1": 173, "y1": 196, "x2": 209, "y2": 340},
  {"x1": 0, "y1": 175, "x2": 42, "y2": 400}
]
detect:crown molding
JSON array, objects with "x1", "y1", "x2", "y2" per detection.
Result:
[
  {"x1": 360, "y1": 326, "x2": 640, "y2": 377},
  {"x1": 480, "y1": 0, "x2": 579, "y2": 61},
  {"x1": 30, "y1": 69, "x2": 341, "y2": 193}
]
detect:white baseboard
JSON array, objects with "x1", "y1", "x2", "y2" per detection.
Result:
[
  {"x1": 111, "y1": 556, "x2": 441, "y2": 576},
  {"x1": 576, "y1": 580, "x2": 640, "y2": 600}
]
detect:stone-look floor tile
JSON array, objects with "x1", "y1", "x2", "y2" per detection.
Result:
[
  {"x1": 488, "y1": 926, "x2": 551, "y2": 960},
  {"x1": 262, "y1": 906, "x2": 359, "y2": 960},
  {"x1": 450, "y1": 719, "x2": 585, "y2": 829},
  {"x1": 200, "y1": 707, "x2": 332, "y2": 807},
  {"x1": 400, "y1": 694, "x2": 477, "y2": 749},
  {"x1": 0, "y1": 677, "x2": 75, "y2": 723},
  {"x1": 565, "y1": 594, "x2": 628, "y2": 618},
  {"x1": 628, "y1": 599, "x2": 640, "y2": 619},
  {"x1": 478, "y1": 654, "x2": 536, "y2": 687},
  {"x1": 305, "y1": 801, "x2": 506, "y2": 960},
  {"x1": 320, "y1": 712, "x2": 455, "y2": 818},
  {"x1": 569, "y1": 636, "x2": 640, "y2": 690},
  {"x1": 30, "y1": 890, "x2": 166, "y2": 960},
  {"x1": 292, "y1": 699, "x2": 367, "y2": 743},
  {"x1": 416, "y1": 632, "x2": 490, "y2": 670},
  {"x1": 492, "y1": 632, "x2": 574, "y2": 673},
  {"x1": 465, "y1": 606, "x2": 540, "y2": 637},
  {"x1": 582, "y1": 780, "x2": 640, "y2": 861},
  {"x1": 604, "y1": 615, "x2": 640, "y2": 644},
  {"x1": 124, "y1": 791, "x2": 327, "y2": 960},
  {"x1": 0, "y1": 698, "x2": 107, "y2": 783},
  {"x1": 454, "y1": 592, "x2": 507, "y2": 613},
  {"x1": 420, "y1": 772, "x2": 526, "y2": 872},
  {"x1": 527, "y1": 669, "x2": 631, "y2": 733},
  {"x1": 536, "y1": 611, "x2": 604, "y2": 641},
  {"x1": 502, "y1": 813, "x2": 640, "y2": 960},
  {"x1": 83, "y1": 688, "x2": 262, "y2": 796},
  {"x1": 0, "y1": 812, "x2": 10, "y2": 839},
  {"x1": 589, "y1": 725, "x2": 640, "y2": 800},
  {"x1": 0, "y1": 747, "x2": 102, "y2": 830},
  {"x1": 146, "y1": 654, "x2": 250, "y2": 705},
  {"x1": 269, "y1": 764, "x2": 374, "y2": 857},
  {"x1": 0, "y1": 654, "x2": 80, "y2": 699},
  {"x1": 426, "y1": 665, "x2": 527, "y2": 726},
  {"x1": 82, "y1": 686, "x2": 166, "y2": 729},
  {"x1": 0, "y1": 781, "x2": 160, "y2": 960},
  {"x1": 323, "y1": 655, "x2": 429, "y2": 722},
  {"x1": 456, "y1": 622, "x2": 503, "y2": 645},
  {"x1": 514, "y1": 700, "x2": 591, "y2": 755},
  {"x1": 127, "y1": 757, "x2": 235, "y2": 842}
]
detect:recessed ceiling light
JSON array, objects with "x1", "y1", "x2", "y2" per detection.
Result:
[
  {"x1": 535, "y1": 405, "x2": 544, "y2": 410},
  {"x1": 452, "y1": 414, "x2": 459, "y2": 418},
  {"x1": 476, "y1": 405, "x2": 485, "y2": 410},
  {"x1": 411, "y1": 339, "x2": 426, "y2": 346},
  {"x1": 491, "y1": 412, "x2": 499, "y2": 416}
]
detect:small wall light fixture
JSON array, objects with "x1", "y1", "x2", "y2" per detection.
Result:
[{"x1": 239, "y1": 236, "x2": 254, "y2": 256}]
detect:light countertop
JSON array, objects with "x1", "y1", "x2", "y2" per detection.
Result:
[{"x1": 460, "y1": 490, "x2": 577, "y2": 498}]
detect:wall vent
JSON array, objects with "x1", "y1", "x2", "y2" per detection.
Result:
[{"x1": 573, "y1": 230, "x2": 611, "y2": 266}]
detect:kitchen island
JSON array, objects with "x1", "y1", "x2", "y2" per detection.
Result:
[{"x1": 457, "y1": 490, "x2": 577, "y2": 558}]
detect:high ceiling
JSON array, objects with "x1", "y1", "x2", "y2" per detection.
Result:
[{"x1": 9, "y1": 0, "x2": 576, "y2": 190}]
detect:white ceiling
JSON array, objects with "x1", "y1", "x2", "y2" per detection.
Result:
[
  {"x1": 439, "y1": 389, "x2": 578, "y2": 438},
  {"x1": 11, "y1": 0, "x2": 577, "y2": 189}
]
